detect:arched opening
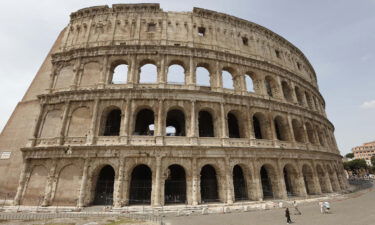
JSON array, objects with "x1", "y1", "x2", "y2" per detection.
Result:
[
  {"x1": 253, "y1": 113, "x2": 269, "y2": 140},
  {"x1": 305, "y1": 122, "x2": 316, "y2": 144},
  {"x1": 93, "y1": 165, "x2": 115, "y2": 205},
  {"x1": 317, "y1": 127, "x2": 326, "y2": 146},
  {"x1": 305, "y1": 92, "x2": 314, "y2": 110},
  {"x1": 129, "y1": 165, "x2": 152, "y2": 205},
  {"x1": 228, "y1": 112, "x2": 241, "y2": 138},
  {"x1": 292, "y1": 119, "x2": 305, "y2": 143},
  {"x1": 295, "y1": 86, "x2": 304, "y2": 106},
  {"x1": 245, "y1": 74, "x2": 255, "y2": 92},
  {"x1": 327, "y1": 166, "x2": 340, "y2": 192},
  {"x1": 167, "y1": 64, "x2": 185, "y2": 84},
  {"x1": 302, "y1": 165, "x2": 315, "y2": 195},
  {"x1": 282, "y1": 81, "x2": 293, "y2": 102},
  {"x1": 264, "y1": 76, "x2": 278, "y2": 98},
  {"x1": 316, "y1": 165, "x2": 330, "y2": 193},
  {"x1": 265, "y1": 78, "x2": 273, "y2": 97},
  {"x1": 166, "y1": 109, "x2": 185, "y2": 136},
  {"x1": 139, "y1": 63, "x2": 157, "y2": 83},
  {"x1": 196, "y1": 66, "x2": 210, "y2": 86},
  {"x1": 233, "y1": 165, "x2": 248, "y2": 201},
  {"x1": 134, "y1": 109, "x2": 155, "y2": 136},
  {"x1": 222, "y1": 70, "x2": 234, "y2": 89},
  {"x1": 164, "y1": 165, "x2": 187, "y2": 204},
  {"x1": 283, "y1": 165, "x2": 298, "y2": 197},
  {"x1": 260, "y1": 166, "x2": 273, "y2": 198},
  {"x1": 198, "y1": 110, "x2": 214, "y2": 137},
  {"x1": 101, "y1": 108, "x2": 121, "y2": 136},
  {"x1": 200, "y1": 165, "x2": 219, "y2": 203},
  {"x1": 111, "y1": 64, "x2": 128, "y2": 84},
  {"x1": 274, "y1": 116, "x2": 289, "y2": 141}
]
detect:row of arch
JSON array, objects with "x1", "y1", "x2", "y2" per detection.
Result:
[
  {"x1": 20, "y1": 160, "x2": 346, "y2": 206},
  {"x1": 53, "y1": 58, "x2": 324, "y2": 114}
]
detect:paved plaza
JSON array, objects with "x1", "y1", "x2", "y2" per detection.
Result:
[{"x1": 165, "y1": 188, "x2": 374, "y2": 225}]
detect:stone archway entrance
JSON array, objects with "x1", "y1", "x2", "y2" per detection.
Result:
[
  {"x1": 200, "y1": 165, "x2": 219, "y2": 203},
  {"x1": 260, "y1": 166, "x2": 273, "y2": 198},
  {"x1": 164, "y1": 164, "x2": 187, "y2": 204},
  {"x1": 93, "y1": 165, "x2": 115, "y2": 205},
  {"x1": 129, "y1": 165, "x2": 152, "y2": 205},
  {"x1": 233, "y1": 165, "x2": 248, "y2": 201}
]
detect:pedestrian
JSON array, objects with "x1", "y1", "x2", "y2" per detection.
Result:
[
  {"x1": 285, "y1": 207, "x2": 292, "y2": 224},
  {"x1": 293, "y1": 200, "x2": 301, "y2": 215},
  {"x1": 319, "y1": 201, "x2": 324, "y2": 214}
]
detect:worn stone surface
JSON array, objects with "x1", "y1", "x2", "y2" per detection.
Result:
[{"x1": 0, "y1": 4, "x2": 347, "y2": 209}]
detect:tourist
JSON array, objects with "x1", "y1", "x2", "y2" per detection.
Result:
[
  {"x1": 293, "y1": 200, "x2": 301, "y2": 215},
  {"x1": 285, "y1": 207, "x2": 292, "y2": 224},
  {"x1": 319, "y1": 201, "x2": 324, "y2": 214}
]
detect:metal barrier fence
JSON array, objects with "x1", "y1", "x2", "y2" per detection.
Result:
[{"x1": 348, "y1": 178, "x2": 374, "y2": 191}]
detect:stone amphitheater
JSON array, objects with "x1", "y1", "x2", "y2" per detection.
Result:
[{"x1": 0, "y1": 4, "x2": 347, "y2": 209}]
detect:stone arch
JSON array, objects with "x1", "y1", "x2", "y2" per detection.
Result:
[
  {"x1": 264, "y1": 76, "x2": 279, "y2": 98},
  {"x1": 302, "y1": 164, "x2": 316, "y2": 195},
  {"x1": 138, "y1": 60, "x2": 157, "y2": 83},
  {"x1": 227, "y1": 111, "x2": 241, "y2": 138},
  {"x1": 305, "y1": 91, "x2": 314, "y2": 110},
  {"x1": 110, "y1": 61, "x2": 129, "y2": 84},
  {"x1": 67, "y1": 107, "x2": 91, "y2": 137},
  {"x1": 244, "y1": 72, "x2": 256, "y2": 93},
  {"x1": 316, "y1": 126, "x2": 326, "y2": 146},
  {"x1": 164, "y1": 164, "x2": 187, "y2": 204},
  {"x1": 200, "y1": 164, "x2": 220, "y2": 203},
  {"x1": 273, "y1": 115, "x2": 291, "y2": 141},
  {"x1": 233, "y1": 164, "x2": 248, "y2": 201},
  {"x1": 222, "y1": 67, "x2": 235, "y2": 89},
  {"x1": 80, "y1": 62, "x2": 101, "y2": 86},
  {"x1": 316, "y1": 164, "x2": 331, "y2": 193},
  {"x1": 40, "y1": 110, "x2": 62, "y2": 138},
  {"x1": 259, "y1": 164, "x2": 280, "y2": 199},
  {"x1": 129, "y1": 164, "x2": 152, "y2": 205},
  {"x1": 252, "y1": 112, "x2": 271, "y2": 140},
  {"x1": 167, "y1": 62, "x2": 185, "y2": 84},
  {"x1": 99, "y1": 106, "x2": 122, "y2": 136},
  {"x1": 292, "y1": 119, "x2": 306, "y2": 143},
  {"x1": 196, "y1": 63, "x2": 211, "y2": 87},
  {"x1": 305, "y1": 122, "x2": 316, "y2": 144},
  {"x1": 283, "y1": 164, "x2": 299, "y2": 196},
  {"x1": 22, "y1": 165, "x2": 48, "y2": 205},
  {"x1": 294, "y1": 86, "x2": 304, "y2": 106},
  {"x1": 166, "y1": 109, "x2": 186, "y2": 136},
  {"x1": 198, "y1": 109, "x2": 215, "y2": 137},
  {"x1": 281, "y1": 81, "x2": 293, "y2": 102},
  {"x1": 91, "y1": 165, "x2": 116, "y2": 205},
  {"x1": 327, "y1": 165, "x2": 341, "y2": 192},
  {"x1": 52, "y1": 164, "x2": 81, "y2": 206},
  {"x1": 133, "y1": 108, "x2": 155, "y2": 136},
  {"x1": 55, "y1": 65, "x2": 74, "y2": 89}
]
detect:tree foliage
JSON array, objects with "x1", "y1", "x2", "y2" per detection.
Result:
[
  {"x1": 345, "y1": 153, "x2": 354, "y2": 159},
  {"x1": 343, "y1": 159, "x2": 368, "y2": 171},
  {"x1": 371, "y1": 156, "x2": 375, "y2": 166}
]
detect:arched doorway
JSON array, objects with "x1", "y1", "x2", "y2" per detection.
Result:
[
  {"x1": 302, "y1": 165, "x2": 315, "y2": 195},
  {"x1": 200, "y1": 165, "x2": 219, "y2": 203},
  {"x1": 260, "y1": 166, "x2": 273, "y2": 198},
  {"x1": 164, "y1": 165, "x2": 187, "y2": 204},
  {"x1": 316, "y1": 165, "x2": 330, "y2": 193},
  {"x1": 93, "y1": 165, "x2": 115, "y2": 205},
  {"x1": 283, "y1": 165, "x2": 298, "y2": 197},
  {"x1": 233, "y1": 165, "x2": 248, "y2": 201},
  {"x1": 129, "y1": 165, "x2": 152, "y2": 205}
]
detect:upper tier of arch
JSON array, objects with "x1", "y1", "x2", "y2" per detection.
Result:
[{"x1": 60, "y1": 4, "x2": 318, "y2": 87}]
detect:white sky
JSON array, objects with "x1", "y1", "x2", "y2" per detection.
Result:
[{"x1": 0, "y1": 0, "x2": 374, "y2": 155}]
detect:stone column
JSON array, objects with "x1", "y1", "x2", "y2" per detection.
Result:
[
  {"x1": 98, "y1": 55, "x2": 109, "y2": 88},
  {"x1": 14, "y1": 159, "x2": 30, "y2": 205},
  {"x1": 119, "y1": 100, "x2": 126, "y2": 136},
  {"x1": 187, "y1": 57, "x2": 196, "y2": 88},
  {"x1": 59, "y1": 101, "x2": 71, "y2": 145},
  {"x1": 220, "y1": 103, "x2": 228, "y2": 138},
  {"x1": 42, "y1": 159, "x2": 58, "y2": 206},
  {"x1": 189, "y1": 100, "x2": 197, "y2": 137},
  {"x1": 250, "y1": 160, "x2": 263, "y2": 201},
  {"x1": 30, "y1": 104, "x2": 46, "y2": 147},
  {"x1": 287, "y1": 114, "x2": 296, "y2": 144},
  {"x1": 225, "y1": 157, "x2": 234, "y2": 204},
  {"x1": 212, "y1": 61, "x2": 223, "y2": 91},
  {"x1": 152, "y1": 156, "x2": 162, "y2": 206},
  {"x1": 114, "y1": 158, "x2": 125, "y2": 208},
  {"x1": 123, "y1": 100, "x2": 132, "y2": 137},
  {"x1": 78, "y1": 158, "x2": 90, "y2": 207},
  {"x1": 295, "y1": 161, "x2": 308, "y2": 197},
  {"x1": 191, "y1": 157, "x2": 199, "y2": 205},
  {"x1": 71, "y1": 58, "x2": 82, "y2": 90},
  {"x1": 276, "y1": 159, "x2": 288, "y2": 199},
  {"x1": 155, "y1": 99, "x2": 164, "y2": 137},
  {"x1": 311, "y1": 160, "x2": 322, "y2": 194},
  {"x1": 87, "y1": 98, "x2": 100, "y2": 144},
  {"x1": 158, "y1": 55, "x2": 167, "y2": 86}
]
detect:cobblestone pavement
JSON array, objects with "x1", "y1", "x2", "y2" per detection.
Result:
[{"x1": 165, "y1": 188, "x2": 375, "y2": 225}]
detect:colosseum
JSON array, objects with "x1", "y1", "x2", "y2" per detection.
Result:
[{"x1": 0, "y1": 4, "x2": 347, "y2": 208}]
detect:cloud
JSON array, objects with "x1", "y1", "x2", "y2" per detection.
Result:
[{"x1": 361, "y1": 100, "x2": 375, "y2": 109}]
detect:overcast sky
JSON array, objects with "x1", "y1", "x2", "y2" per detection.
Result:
[{"x1": 0, "y1": 0, "x2": 374, "y2": 155}]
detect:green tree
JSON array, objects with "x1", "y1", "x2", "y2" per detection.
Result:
[
  {"x1": 345, "y1": 153, "x2": 354, "y2": 159},
  {"x1": 371, "y1": 156, "x2": 375, "y2": 166},
  {"x1": 343, "y1": 159, "x2": 368, "y2": 171}
]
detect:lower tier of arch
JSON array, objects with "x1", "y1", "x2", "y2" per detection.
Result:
[{"x1": 14, "y1": 150, "x2": 348, "y2": 207}]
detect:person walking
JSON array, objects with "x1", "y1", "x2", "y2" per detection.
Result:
[
  {"x1": 319, "y1": 201, "x2": 324, "y2": 214},
  {"x1": 293, "y1": 200, "x2": 301, "y2": 215},
  {"x1": 285, "y1": 207, "x2": 292, "y2": 224}
]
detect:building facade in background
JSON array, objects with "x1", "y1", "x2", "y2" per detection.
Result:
[
  {"x1": 0, "y1": 4, "x2": 347, "y2": 208},
  {"x1": 352, "y1": 141, "x2": 375, "y2": 165}
]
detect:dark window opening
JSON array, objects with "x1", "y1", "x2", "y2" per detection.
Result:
[
  {"x1": 129, "y1": 165, "x2": 152, "y2": 205},
  {"x1": 265, "y1": 79, "x2": 273, "y2": 97},
  {"x1": 260, "y1": 166, "x2": 273, "y2": 198},
  {"x1": 292, "y1": 120, "x2": 304, "y2": 143},
  {"x1": 134, "y1": 109, "x2": 155, "y2": 136},
  {"x1": 147, "y1": 23, "x2": 156, "y2": 32},
  {"x1": 283, "y1": 167, "x2": 294, "y2": 197},
  {"x1": 198, "y1": 27, "x2": 206, "y2": 36},
  {"x1": 242, "y1": 37, "x2": 248, "y2": 46},
  {"x1": 103, "y1": 109, "x2": 121, "y2": 136},
  {"x1": 200, "y1": 165, "x2": 219, "y2": 203},
  {"x1": 233, "y1": 165, "x2": 248, "y2": 201},
  {"x1": 253, "y1": 116, "x2": 263, "y2": 139},
  {"x1": 297, "y1": 62, "x2": 301, "y2": 70},
  {"x1": 302, "y1": 165, "x2": 313, "y2": 195},
  {"x1": 275, "y1": 50, "x2": 281, "y2": 58},
  {"x1": 274, "y1": 118, "x2": 283, "y2": 141},
  {"x1": 164, "y1": 165, "x2": 187, "y2": 204},
  {"x1": 198, "y1": 111, "x2": 214, "y2": 137},
  {"x1": 93, "y1": 165, "x2": 115, "y2": 205},
  {"x1": 282, "y1": 81, "x2": 293, "y2": 102},
  {"x1": 166, "y1": 109, "x2": 185, "y2": 136},
  {"x1": 228, "y1": 113, "x2": 241, "y2": 138}
]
